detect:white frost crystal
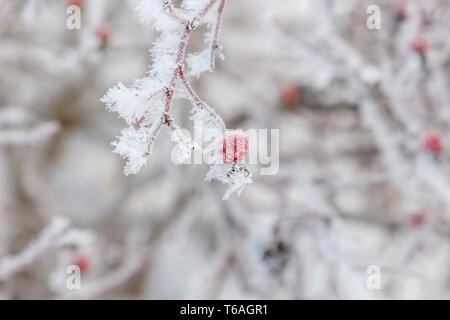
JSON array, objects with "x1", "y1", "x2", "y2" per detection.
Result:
[
  {"x1": 101, "y1": 82, "x2": 149, "y2": 125},
  {"x1": 112, "y1": 127, "x2": 150, "y2": 175},
  {"x1": 186, "y1": 49, "x2": 212, "y2": 77},
  {"x1": 206, "y1": 163, "x2": 252, "y2": 200}
]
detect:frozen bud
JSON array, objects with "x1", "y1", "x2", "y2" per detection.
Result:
[
  {"x1": 409, "y1": 210, "x2": 426, "y2": 226},
  {"x1": 72, "y1": 253, "x2": 90, "y2": 273},
  {"x1": 221, "y1": 130, "x2": 249, "y2": 164}
]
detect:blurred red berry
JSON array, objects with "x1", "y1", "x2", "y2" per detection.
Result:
[
  {"x1": 94, "y1": 25, "x2": 110, "y2": 46},
  {"x1": 221, "y1": 130, "x2": 249, "y2": 164},
  {"x1": 280, "y1": 83, "x2": 300, "y2": 106},
  {"x1": 423, "y1": 130, "x2": 443, "y2": 154},
  {"x1": 73, "y1": 254, "x2": 90, "y2": 272},
  {"x1": 409, "y1": 210, "x2": 425, "y2": 226},
  {"x1": 411, "y1": 35, "x2": 429, "y2": 53},
  {"x1": 396, "y1": 0, "x2": 411, "y2": 20},
  {"x1": 68, "y1": 0, "x2": 84, "y2": 8}
]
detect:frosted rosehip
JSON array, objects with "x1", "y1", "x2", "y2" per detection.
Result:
[
  {"x1": 280, "y1": 83, "x2": 300, "y2": 106},
  {"x1": 423, "y1": 130, "x2": 443, "y2": 154},
  {"x1": 73, "y1": 254, "x2": 90, "y2": 272},
  {"x1": 94, "y1": 25, "x2": 111, "y2": 47},
  {"x1": 221, "y1": 130, "x2": 249, "y2": 164},
  {"x1": 411, "y1": 35, "x2": 429, "y2": 53},
  {"x1": 409, "y1": 210, "x2": 425, "y2": 226}
]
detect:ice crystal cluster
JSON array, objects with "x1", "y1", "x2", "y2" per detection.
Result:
[{"x1": 101, "y1": 0, "x2": 251, "y2": 199}]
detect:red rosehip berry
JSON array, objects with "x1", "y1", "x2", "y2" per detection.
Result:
[
  {"x1": 221, "y1": 130, "x2": 249, "y2": 164},
  {"x1": 94, "y1": 25, "x2": 110, "y2": 47},
  {"x1": 423, "y1": 130, "x2": 443, "y2": 154},
  {"x1": 67, "y1": 0, "x2": 84, "y2": 8},
  {"x1": 73, "y1": 254, "x2": 90, "y2": 272},
  {"x1": 409, "y1": 210, "x2": 425, "y2": 226},
  {"x1": 280, "y1": 83, "x2": 300, "y2": 107},
  {"x1": 411, "y1": 35, "x2": 429, "y2": 53}
]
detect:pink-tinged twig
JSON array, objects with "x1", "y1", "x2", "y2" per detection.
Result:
[
  {"x1": 137, "y1": 0, "x2": 225, "y2": 153},
  {"x1": 143, "y1": 88, "x2": 165, "y2": 101},
  {"x1": 144, "y1": 32, "x2": 192, "y2": 151},
  {"x1": 210, "y1": 0, "x2": 226, "y2": 70},
  {"x1": 180, "y1": 71, "x2": 226, "y2": 130},
  {"x1": 133, "y1": 89, "x2": 167, "y2": 128},
  {"x1": 195, "y1": 0, "x2": 218, "y2": 20},
  {"x1": 162, "y1": 0, "x2": 188, "y2": 25}
]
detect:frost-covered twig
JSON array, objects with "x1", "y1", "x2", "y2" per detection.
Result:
[
  {"x1": 0, "y1": 107, "x2": 60, "y2": 146},
  {"x1": 61, "y1": 252, "x2": 144, "y2": 299},
  {"x1": 0, "y1": 217, "x2": 69, "y2": 280},
  {"x1": 102, "y1": 0, "x2": 251, "y2": 199},
  {"x1": 162, "y1": 0, "x2": 189, "y2": 24},
  {"x1": 179, "y1": 71, "x2": 225, "y2": 130},
  {"x1": 0, "y1": 121, "x2": 60, "y2": 147},
  {"x1": 61, "y1": 190, "x2": 204, "y2": 299},
  {"x1": 0, "y1": 217, "x2": 95, "y2": 281},
  {"x1": 209, "y1": 0, "x2": 226, "y2": 70}
]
